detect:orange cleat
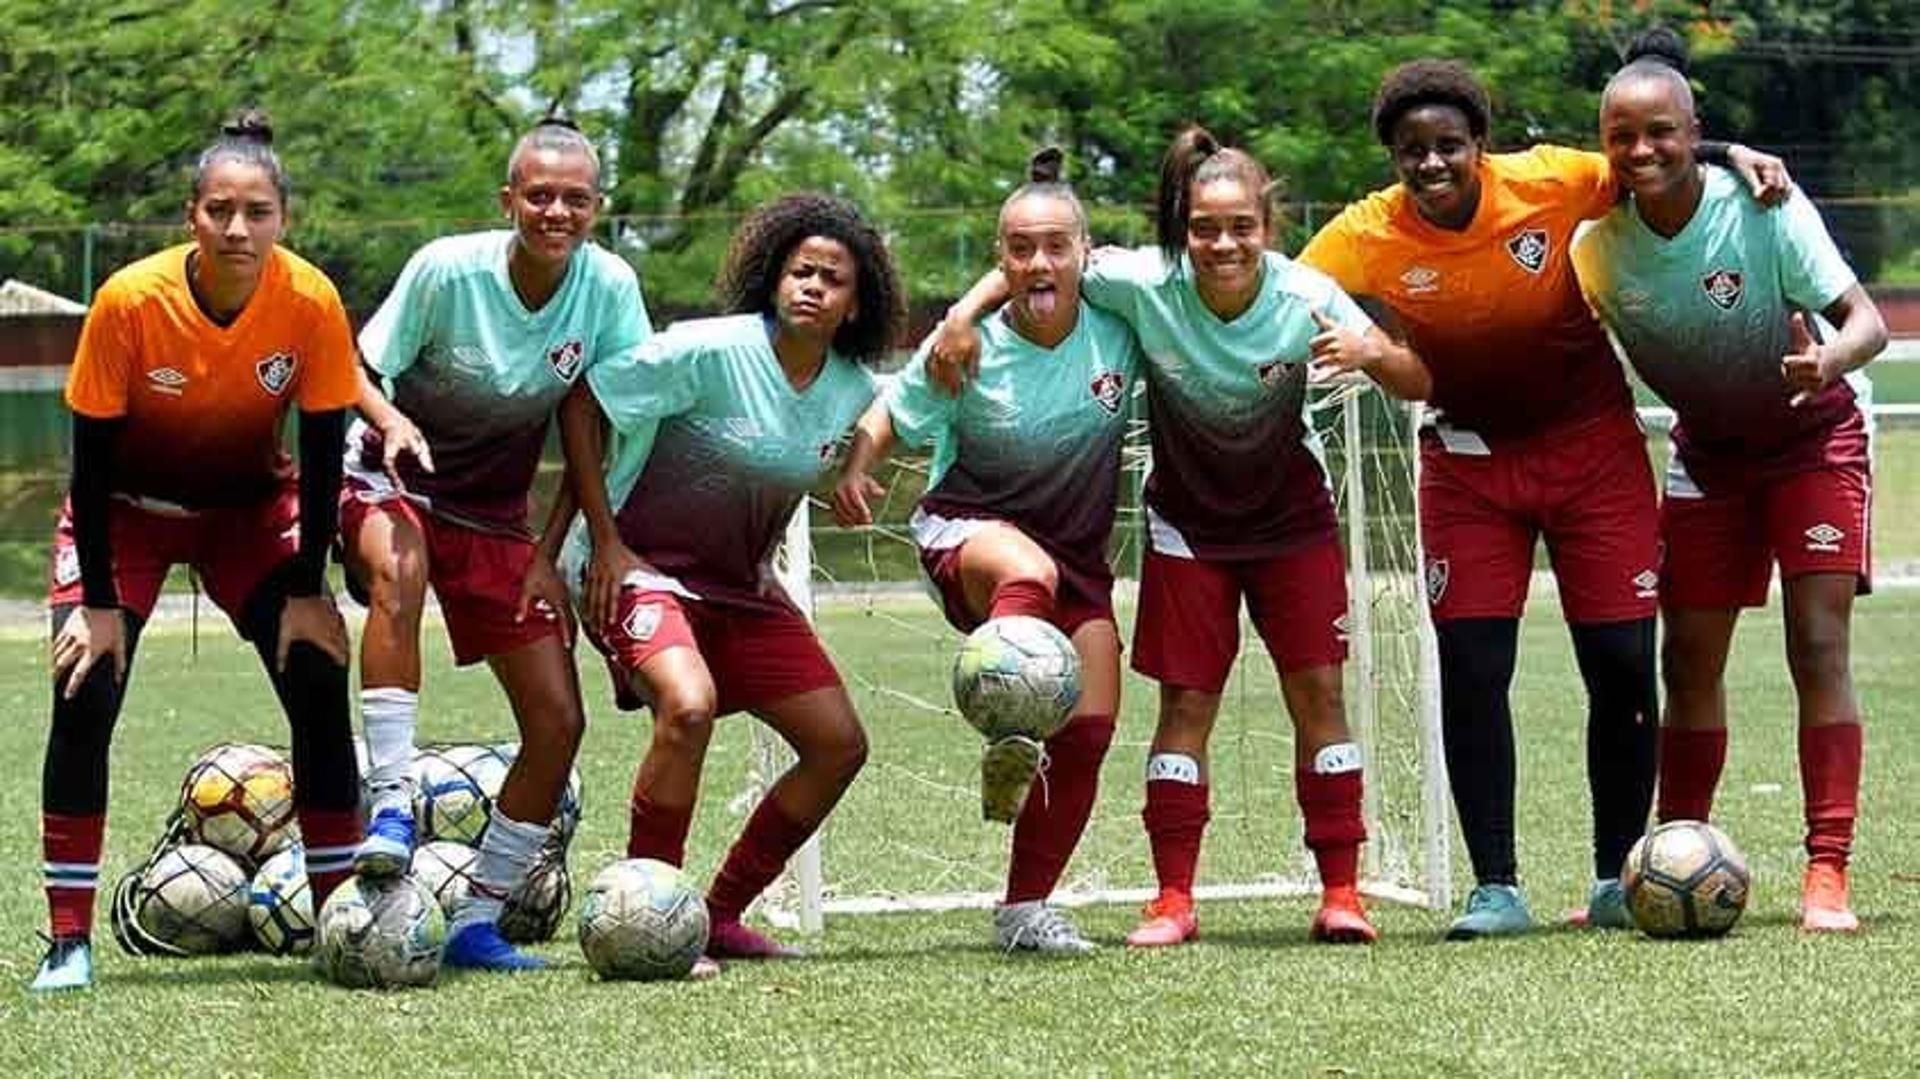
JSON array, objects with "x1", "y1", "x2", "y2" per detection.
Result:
[
  {"x1": 1310, "y1": 886, "x2": 1379, "y2": 944},
  {"x1": 1125, "y1": 892, "x2": 1198, "y2": 948},
  {"x1": 1800, "y1": 863, "x2": 1860, "y2": 934}
]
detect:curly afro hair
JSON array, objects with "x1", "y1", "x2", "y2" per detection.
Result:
[
  {"x1": 1371, "y1": 60, "x2": 1492, "y2": 146},
  {"x1": 715, "y1": 193, "x2": 905, "y2": 368}
]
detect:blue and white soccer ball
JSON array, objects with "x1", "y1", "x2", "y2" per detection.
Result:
[
  {"x1": 577, "y1": 858, "x2": 709, "y2": 981},
  {"x1": 951, "y1": 616, "x2": 1081, "y2": 741},
  {"x1": 247, "y1": 844, "x2": 315, "y2": 956},
  {"x1": 491, "y1": 741, "x2": 585, "y2": 845},
  {"x1": 412, "y1": 744, "x2": 512, "y2": 845},
  {"x1": 315, "y1": 875, "x2": 445, "y2": 989}
]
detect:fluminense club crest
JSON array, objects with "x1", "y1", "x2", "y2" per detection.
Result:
[
  {"x1": 1089, "y1": 370, "x2": 1124, "y2": 415},
  {"x1": 1701, "y1": 269, "x2": 1744, "y2": 311},
  {"x1": 255, "y1": 352, "x2": 296, "y2": 395},
  {"x1": 548, "y1": 338, "x2": 585, "y2": 381},
  {"x1": 1256, "y1": 359, "x2": 1288, "y2": 390},
  {"x1": 1505, "y1": 228, "x2": 1550, "y2": 274}
]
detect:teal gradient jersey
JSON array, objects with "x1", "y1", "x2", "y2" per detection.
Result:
[
  {"x1": 353, "y1": 231, "x2": 651, "y2": 532},
  {"x1": 888, "y1": 302, "x2": 1144, "y2": 594},
  {"x1": 1083, "y1": 247, "x2": 1372, "y2": 559},
  {"x1": 571, "y1": 314, "x2": 877, "y2": 613},
  {"x1": 1573, "y1": 167, "x2": 1866, "y2": 482}
]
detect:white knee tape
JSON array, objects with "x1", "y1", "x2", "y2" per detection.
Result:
[
  {"x1": 1312, "y1": 742, "x2": 1363, "y2": 775},
  {"x1": 1146, "y1": 753, "x2": 1202, "y2": 784}
]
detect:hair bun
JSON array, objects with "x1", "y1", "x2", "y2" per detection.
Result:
[
  {"x1": 222, "y1": 107, "x2": 274, "y2": 145},
  {"x1": 1626, "y1": 27, "x2": 1689, "y2": 73},
  {"x1": 1027, "y1": 146, "x2": 1065, "y2": 184},
  {"x1": 535, "y1": 109, "x2": 580, "y2": 133}
]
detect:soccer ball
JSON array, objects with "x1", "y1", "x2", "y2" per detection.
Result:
[
  {"x1": 248, "y1": 844, "x2": 315, "y2": 956},
  {"x1": 1622, "y1": 820, "x2": 1752, "y2": 938},
  {"x1": 122, "y1": 843, "x2": 251, "y2": 956},
  {"x1": 500, "y1": 848, "x2": 572, "y2": 944},
  {"x1": 577, "y1": 858, "x2": 709, "y2": 981},
  {"x1": 315, "y1": 875, "x2": 445, "y2": 989},
  {"x1": 491, "y1": 742, "x2": 585, "y2": 845},
  {"x1": 951, "y1": 616, "x2": 1081, "y2": 741},
  {"x1": 412, "y1": 840, "x2": 479, "y2": 916},
  {"x1": 413, "y1": 744, "x2": 512, "y2": 845},
  {"x1": 180, "y1": 742, "x2": 297, "y2": 867}
]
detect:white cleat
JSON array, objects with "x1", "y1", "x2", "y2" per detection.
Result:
[{"x1": 994, "y1": 901, "x2": 1095, "y2": 957}]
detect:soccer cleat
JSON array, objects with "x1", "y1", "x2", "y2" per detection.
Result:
[
  {"x1": 994, "y1": 901, "x2": 1095, "y2": 956},
  {"x1": 980, "y1": 736, "x2": 1045, "y2": 823},
  {"x1": 1125, "y1": 893, "x2": 1198, "y2": 948},
  {"x1": 1569, "y1": 878, "x2": 1632, "y2": 930},
  {"x1": 29, "y1": 935, "x2": 93, "y2": 992},
  {"x1": 706, "y1": 919, "x2": 803, "y2": 960},
  {"x1": 441, "y1": 921, "x2": 548, "y2": 971},
  {"x1": 354, "y1": 803, "x2": 418, "y2": 879},
  {"x1": 1445, "y1": 883, "x2": 1535, "y2": 941},
  {"x1": 1800, "y1": 863, "x2": 1860, "y2": 933},
  {"x1": 1310, "y1": 886, "x2": 1379, "y2": 944}
]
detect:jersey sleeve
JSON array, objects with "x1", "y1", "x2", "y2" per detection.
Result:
[
  {"x1": 1296, "y1": 212, "x2": 1375, "y2": 298},
  {"x1": 586, "y1": 324, "x2": 703, "y2": 433},
  {"x1": 1293, "y1": 259, "x2": 1373, "y2": 336},
  {"x1": 1771, "y1": 190, "x2": 1859, "y2": 313},
  {"x1": 64, "y1": 284, "x2": 137, "y2": 419},
  {"x1": 1539, "y1": 145, "x2": 1619, "y2": 221},
  {"x1": 357, "y1": 246, "x2": 442, "y2": 381},
  {"x1": 296, "y1": 285, "x2": 363, "y2": 411},
  {"x1": 587, "y1": 258, "x2": 654, "y2": 376},
  {"x1": 1082, "y1": 245, "x2": 1169, "y2": 318},
  {"x1": 883, "y1": 341, "x2": 958, "y2": 449}
]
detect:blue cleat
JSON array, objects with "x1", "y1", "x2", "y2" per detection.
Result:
[
  {"x1": 441, "y1": 921, "x2": 547, "y2": 972},
  {"x1": 1571, "y1": 878, "x2": 1633, "y2": 930},
  {"x1": 30, "y1": 935, "x2": 93, "y2": 992},
  {"x1": 355, "y1": 805, "x2": 417, "y2": 879},
  {"x1": 1445, "y1": 883, "x2": 1535, "y2": 941}
]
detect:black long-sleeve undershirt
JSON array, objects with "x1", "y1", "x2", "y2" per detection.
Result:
[
  {"x1": 69, "y1": 414, "x2": 123, "y2": 609},
  {"x1": 291, "y1": 407, "x2": 347, "y2": 597}
]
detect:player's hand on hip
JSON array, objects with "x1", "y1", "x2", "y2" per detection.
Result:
[
  {"x1": 53, "y1": 605, "x2": 128, "y2": 700},
  {"x1": 926, "y1": 317, "x2": 981, "y2": 398},
  {"x1": 1781, "y1": 312, "x2": 1834, "y2": 407},
  {"x1": 832, "y1": 470, "x2": 883, "y2": 527},
  {"x1": 1307, "y1": 306, "x2": 1376, "y2": 381},
  {"x1": 516, "y1": 554, "x2": 576, "y2": 650},
  {"x1": 278, "y1": 593, "x2": 349, "y2": 672},
  {"x1": 586, "y1": 538, "x2": 646, "y2": 639},
  {"x1": 379, "y1": 412, "x2": 435, "y2": 489}
]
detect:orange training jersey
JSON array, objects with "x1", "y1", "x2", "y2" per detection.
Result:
[
  {"x1": 65, "y1": 244, "x2": 359, "y2": 508},
  {"x1": 1299, "y1": 146, "x2": 1633, "y2": 441}
]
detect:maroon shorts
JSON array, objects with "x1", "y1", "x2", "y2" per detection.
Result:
[
  {"x1": 591, "y1": 587, "x2": 842, "y2": 718},
  {"x1": 1419, "y1": 410, "x2": 1659, "y2": 624},
  {"x1": 49, "y1": 487, "x2": 301, "y2": 634},
  {"x1": 1661, "y1": 457, "x2": 1872, "y2": 610},
  {"x1": 1132, "y1": 541, "x2": 1349, "y2": 693},
  {"x1": 340, "y1": 481, "x2": 560, "y2": 666},
  {"x1": 918, "y1": 541, "x2": 1115, "y2": 639}
]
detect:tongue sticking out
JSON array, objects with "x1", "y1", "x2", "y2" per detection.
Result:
[{"x1": 1026, "y1": 288, "x2": 1058, "y2": 318}]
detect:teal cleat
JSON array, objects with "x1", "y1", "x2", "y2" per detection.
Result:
[
  {"x1": 441, "y1": 922, "x2": 547, "y2": 972},
  {"x1": 29, "y1": 935, "x2": 93, "y2": 992},
  {"x1": 1445, "y1": 883, "x2": 1535, "y2": 941},
  {"x1": 1572, "y1": 878, "x2": 1633, "y2": 930}
]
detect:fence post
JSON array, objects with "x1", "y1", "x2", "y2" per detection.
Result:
[{"x1": 82, "y1": 224, "x2": 98, "y2": 306}]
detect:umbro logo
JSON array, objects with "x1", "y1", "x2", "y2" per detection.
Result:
[
  {"x1": 1400, "y1": 266, "x2": 1440, "y2": 294},
  {"x1": 548, "y1": 338, "x2": 584, "y2": 382},
  {"x1": 147, "y1": 367, "x2": 188, "y2": 395},
  {"x1": 255, "y1": 352, "x2": 295, "y2": 396},
  {"x1": 1332, "y1": 613, "x2": 1351, "y2": 641},
  {"x1": 1505, "y1": 228, "x2": 1550, "y2": 274},
  {"x1": 1701, "y1": 269, "x2": 1744, "y2": 311},
  {"x1": 1632, "y1": 570, "x2": 1659, "y2": 599},
  {"x1": 1088, "y1": 370, "x2": 1125, "y2": 415},
  {"x1": 1805, "y1": 523, "x2": 1844, "y2": 552}
]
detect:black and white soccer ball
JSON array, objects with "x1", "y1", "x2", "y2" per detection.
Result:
[
  {"x1": 1622, "y1": 820, "x2": 1751, "y2": 938},
  {"x1": 577, "y1": 858, "x2": 709, "y2": 981},
  {"x1": 114, "y1": 842, "x2": 251, "y2": 956},
  {"x1": 500, "y1": 847, "x2": 572, "y2": 944},
  {"x1": 411, "y1": 839, "x2": 479, "y2": 916},
  {"x1": 951, "y1": 616, "x2": 1081, "y2": 741}
]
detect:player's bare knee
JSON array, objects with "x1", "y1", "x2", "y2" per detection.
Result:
[
  {"x1": 1786, "y1": 628, "x2": 1850, "y2": 694},
  {"x1": 366, "y1": 551, "x2": 427, "y2": 627},
  {"x1": 652, "y1": 691, "x2": 716, "y2": 755},
  {"x1": 811, "y1": 721, "x2": 868, "y2": 786}
]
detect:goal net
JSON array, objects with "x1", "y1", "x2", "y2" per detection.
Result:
[{"x1": 751, "y1": 375, "x2": 1450, "y2": 930}]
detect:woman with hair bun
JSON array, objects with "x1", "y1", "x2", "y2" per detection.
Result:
[
  {"x1": 929, "y1": 128, "x2": 1422, "y2": 949},
  {"x1": 34, "y1": 109, "x2": 363, "y2": 991},
  {"x1": 835, "y1": 149, "x2": 1143, "y2": 955},
  {"x1": 1573, "y1": 30, "x2": 1887, "y2": 933},
  {"x1": 1299, "y1": 55, "x2": 1790, "y2": 939},
  {"x1": 561, "y1": 192, "x2": 904, "y2": 968}
]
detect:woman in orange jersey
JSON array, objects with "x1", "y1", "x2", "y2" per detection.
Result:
[
  {"x1": 32, "y1": 111, "x2": 365, "y2": 992},
  {"x1": 1299, "y1": 60, "x2": 1789, "y2": 939}
]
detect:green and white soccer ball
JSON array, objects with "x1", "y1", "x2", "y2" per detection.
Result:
[
  {"x1": 247, "y1": 844, "x2": 315, "y2": 956},
  {"x1": 577, "y1": 858, "x2": 709, "y2": 981},
  {"x1": 315, "y1": 875, "x2": 445, "y2": 989},
  {"x1": 951, "y1": 616, "x2": 1081, "y2": 741},
  {"x1": 124, "y1": 842, "x2": 252, "y2": 955},
  {"x1": 1622, "y1": 820, "x2": 1752, "y2": 938},
  {"x1": 412, "y1": 744, "x2": 512, "y2": 845},
  {"x1": 412, "y1": 840, "x2": 479, "y2": 916}
]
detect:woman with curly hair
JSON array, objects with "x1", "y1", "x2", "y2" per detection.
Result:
[
  {"x1": 560, "y1": 193, "x2": 904, "y2": 965},
  {"x1": 1298, "y1": 57, "x2": 1788, "y2": 938}
]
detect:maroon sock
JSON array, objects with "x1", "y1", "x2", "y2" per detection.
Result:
[
  {"x1": 706, "y1": 798, "x2": 814, "y2": 925},
  {"x1": 1005, "y1": 716, "x2": 1114, "y2": 903},
  {"x1": 1142, "y1": 780, "x2": 1209, "y2": 897},
  {"x1": 627, "y1": 790, "x2": 695, "y2": 866},
  {"x1": 296, "y1": 807, "x2": 362, "y2": 906},
  {"x1": 988, "y1": 578, "x2": 1057, "y2": 623},
  {"x1": 1656, "y1": 726, "x2": 1728, "y2": 823},
  {"x1": 1297, "y1": 769, "x2": 1367, "y2": 891},
  {"x1": 1800, "y1": 721, "x2": 1863, "y2": 870},
  {"x1": 43, "y1": 812, "x2": 105, "y2": 940}
]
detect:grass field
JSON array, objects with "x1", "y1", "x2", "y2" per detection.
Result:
[{"x1": 1, "y1": 587, "x2": 1917, "y2": 1075}]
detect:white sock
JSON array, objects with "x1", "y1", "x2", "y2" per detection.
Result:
[
  {"x1": 361, "y1": 687, "x2": 419, "y2": 798},
  {"x1": 451, "y1": 806, "x2": 548, "y2": 932}
]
